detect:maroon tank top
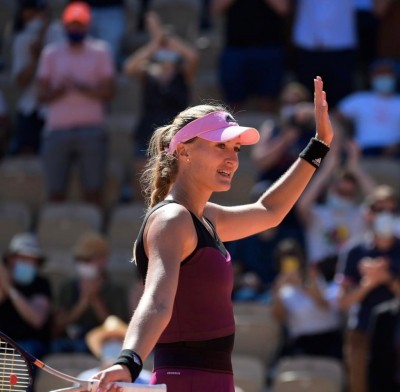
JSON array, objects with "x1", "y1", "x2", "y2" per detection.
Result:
[{"x1": 134, "y1": 200, "x2": 236, "y2": 343}]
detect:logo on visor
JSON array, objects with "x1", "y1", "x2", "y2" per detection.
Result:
[{"x1": 225, "y1": 114, "x2": 236, "y2": 124}]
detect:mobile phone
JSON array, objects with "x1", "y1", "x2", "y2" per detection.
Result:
[{"x1": 280, "y1": 256, "x2": 299, "y2": 274}]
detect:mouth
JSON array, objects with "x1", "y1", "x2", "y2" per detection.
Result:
[{"x1": 217, "y1": 169, "x2": 232, "y2": 178}]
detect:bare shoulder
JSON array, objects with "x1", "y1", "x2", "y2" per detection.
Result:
[
  {"x1": 145, "y1": 202, "x2": 197, "y2": 259},
  {"x1": 146, "y1": 202, "x2": 196, "y2": 239}
]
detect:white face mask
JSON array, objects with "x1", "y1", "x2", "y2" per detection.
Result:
[
  {"x1": 100, "y1": 340, "x2": 123, "y2": 362},
  {"x1": 371, "y1": 75, "x2": 397, "y2": 94},
  {"x1": 373, "y1": 212, "x2": 396, "y2": 239},
  {"x1": 76, "y1": 262, "x2": 99, "y2": 279}
]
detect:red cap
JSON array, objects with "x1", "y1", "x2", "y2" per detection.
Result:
[{"x1": 62, "y1": 1, "x2": 91, "y2": 25}]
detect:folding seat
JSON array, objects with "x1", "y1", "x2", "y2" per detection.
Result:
[
  {"x1": 0, "y1": 157, "x2": 46, "y2": 216},
  {"x1": 0, "y1": 201, "x2": 32, "y2": 253},
  {"x1": 273, "y1": 355, "x2": 345, "y2": 392},
  {"x1": 37, "y1": 202, "x2": 103, "y2": 250},
  {"x1": 233, "y1": 304, "x2": 283, "y2": 368}
]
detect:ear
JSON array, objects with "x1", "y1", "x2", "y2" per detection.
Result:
[{"x1": 176, "y1": 144, "x2": 189, "y2": 159}]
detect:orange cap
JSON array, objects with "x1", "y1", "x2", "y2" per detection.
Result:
[{"x1": 62, "y1": 1, "x2": 91, "y2": 25}]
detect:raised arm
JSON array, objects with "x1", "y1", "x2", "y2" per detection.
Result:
[
  {"x1": 207, "y1": 76, "x2": 335, "y2": 241},
  {"x1": 123, "y1": 12, "x2": 164, "y2": 78},
  {"x1": 164, "y1": 34, "x2": 199, "y2": 83},
  {"x1": 251, "y1": 119, "x2": 301, "y2": 172},
  {"x1": 345, "y1": 139, "x2": 377, "y2": 195}
]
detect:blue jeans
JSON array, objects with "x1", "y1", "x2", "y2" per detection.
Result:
[
  {"x1": 294, "y1": 48, "x2": 356, "y2": 108},
  {"x1": 41, "y1": 126, "x2": 107, "y2": 196},
  {"x1": 219, "y1": 45, "x2": 285, "y2": 104}
]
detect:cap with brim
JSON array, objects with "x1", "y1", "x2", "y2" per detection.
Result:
[
  {"x1": 167, "y1": 111, "x2": 260, "y2": 154},
  {"x1": 86, "y1": 316, "x2": 128, "y2": 358},
  {"x1": 62, "y1": 2, "x2": 91, "y2": 25},
  {"x1": 74, "y1": 231, "x2": 108, "y2": 260},
  {"x1": 7, "y1": 232, "x2": 45, "y2": 260}
]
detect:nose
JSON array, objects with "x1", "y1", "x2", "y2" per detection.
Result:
[{"x1": 225, "y1": 151, "x2": 239, "y2": 168}]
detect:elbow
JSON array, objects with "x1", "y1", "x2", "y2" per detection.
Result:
[
  {"x1": 267, "y1": 211, "x2": 286, "y2": 228},
  {"x1": 153, "y1": 297, "x2": 174, "y2": 326}
]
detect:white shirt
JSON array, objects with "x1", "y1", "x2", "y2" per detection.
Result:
[
  {"x1": 292, "y1": 0, "x2": 357, "y2": 50},
  {"x1": 278, "y1": 281, "x2": 341, "y2": 338},
  {"x1": 306, "y1": 203, "x2": 366, "y2": 263},
  {"x1": 338, "y1": 91, "x2": 400, "y2": 148}
]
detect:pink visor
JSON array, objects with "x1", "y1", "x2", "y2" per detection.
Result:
[{"x1": 166, "y1": 111, "x2": 260, "y2": 153}]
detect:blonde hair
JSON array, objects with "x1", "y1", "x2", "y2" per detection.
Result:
[{"x1": 141, "y1": 103, "x2": 229, "y2": 208}]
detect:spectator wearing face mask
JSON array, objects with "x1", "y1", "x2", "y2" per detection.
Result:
[
  {"x1": 0, "y1": 232, "x2": 51, "y2": 359},
  {"x1": 36, "y1": 1, "x2": 116, "y2": 205},
  {"x1": 296, "y1": 138, "x2": 376, "y2": 282},
  {"x1": 51, "y1": 231, "x2": 129, "y2": 354},
  {"x1": 123, "y1": 10, "x2": 198, "y2": 201},
  {"x1": 335, "y1": 184, "x2": 400, "y2": 392},
  {"x1": 335, "y1": 58, "x2": 400, "y2": 159},
  {"x1": 77, "y1": 315, "x2": 152, "y2": 384}
]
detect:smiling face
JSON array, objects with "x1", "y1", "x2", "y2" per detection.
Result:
[{"x1": 178, "y1": 136, "x2": 241, "y2": 193}]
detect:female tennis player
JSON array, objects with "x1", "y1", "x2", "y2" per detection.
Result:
[{"x1": 94, "y1": 76, "x2": 334, "y2": 392}]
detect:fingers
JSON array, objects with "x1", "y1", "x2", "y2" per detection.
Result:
[
  {"x1": 93, "y1": 366, "x2": 131, "y2": 392},
  {"x1": 314, "y1": 76, "x2": 328, "y2": 108}
]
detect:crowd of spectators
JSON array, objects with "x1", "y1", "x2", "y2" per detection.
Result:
[{"x1": 1, "y1": 1, "x2": 400, "y2": 391}]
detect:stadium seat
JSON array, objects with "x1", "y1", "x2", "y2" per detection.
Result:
[
  {"x1": 233, "y1": 304, "x2": 283, "y2": 368},
  {"x1": 0, "y1": 157, "x2": 46, "y2": 217},
  {"x1": 107, "y1": 202, "x2": 146, "y2": 249},
  {"x1": 272, "y1": 355, "x2": 345, "y2": 392},
  {"x1": 0, "y1": 201, "x2": 32, "y2": 253},
  {"x1": 232, "y1": 354, "x2": 267, "y2": 392},
  {"x1": 37, "y1": 202, "x2": 103, "y2": 250}
]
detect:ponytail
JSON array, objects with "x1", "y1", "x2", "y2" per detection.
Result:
[{"x1": 140, "y1": 103, "x2": 230, "y2": 209}]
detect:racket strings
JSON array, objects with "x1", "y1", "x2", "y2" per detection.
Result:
[{"x1": 0, "y1": 339, "x2": 31, "y2": 391}]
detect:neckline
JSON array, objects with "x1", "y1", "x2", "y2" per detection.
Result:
[{"x1": 161, "y1": 199, "x2": 227, "y2": 255}]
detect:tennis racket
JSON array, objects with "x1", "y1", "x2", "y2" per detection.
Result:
[{"x1": 0, "y1": 331, "x2": 167, "y2": 392}]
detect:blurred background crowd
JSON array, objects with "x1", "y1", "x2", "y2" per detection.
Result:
[{"x1": 1, "y1": 1, "x2": 400, "y2": 391}]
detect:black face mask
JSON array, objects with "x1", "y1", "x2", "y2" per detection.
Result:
[{"x1": 66, "y1": 31, "x2": 86, "y2": 44}]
